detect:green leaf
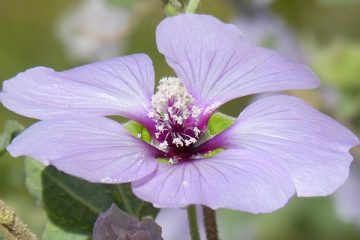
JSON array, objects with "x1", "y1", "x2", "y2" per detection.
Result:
[
  {"x1": 123, "y1": 120, "x2": 151, "y2": 143},
  {"x1": 25, "y1": 158, "x2": 114, "y2": 234},
  {"x1": 42, "y1": 167, "x2": 115, "y2": 234},
  {"x1": 25, "y1": 158, "x2": 159, "y2": 237},
  {"x1": 42, "y1": 222, "x2": 90, "y2": 240},
  {"x1": 25, "y1": 158, "x2": 44, "y2": 205},
  {"x1": 156, "y1": 158, "x2": 170, "y2": 165},
  {"x1": 141, "y1": 127, "x2": 151, "y2": 143},
  {"x1": 203, "y1": 148, "x2": 224, "y2": 158},
  {"x1": 0, "y1": 120, "x2": 24, "y2": 156},
  {"x1": 207, "y1": 112, "x2": 235, "y2": 136}
]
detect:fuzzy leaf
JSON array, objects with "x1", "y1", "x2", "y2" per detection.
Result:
[
  {"x1": 25, "y1": 158, "x2": 113, "y2": 234},
  {"x1": 0, "y1": 120, "x2": 24, "y2": 156},
  {"x1": 207, "y1": 112, "x2": 235, "y2": 136},
  {"x1": 25, "y1": 158, "x2": 159, "y2": 237},
  {"x1": 42, "y1": 166, "x2": 114, "y2": 234},
  {"x1": 24, "y1": 158, "x2": 44, "y2": 204}
]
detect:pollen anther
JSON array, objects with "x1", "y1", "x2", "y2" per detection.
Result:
[{"x1": 149, "y1": 77, "x2": 202, "y2": 151}]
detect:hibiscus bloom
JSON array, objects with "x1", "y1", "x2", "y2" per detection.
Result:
[{"x1": 1, "y1": 14, "x2": 358, "y2": 213}]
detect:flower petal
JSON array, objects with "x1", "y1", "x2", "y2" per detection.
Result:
[
  {"x1": 132, "y1": 149, "x2": 295, "y2": 213},
  {"x1": 219, "y1": 95, "x2": 359, "y2": 196},
  {"x1": 7, "y1": 116, "x2": 158, "y2": 183},
  {"x1": 0, "y1": 54, "x2": 154, "y2": 125},
  {"x1": 156, "y1": 14, "x2": 319, "y2": 111}
]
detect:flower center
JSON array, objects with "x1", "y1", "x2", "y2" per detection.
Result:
[{"x1": 148, "y1": 77, "x2": 202, "y2": 163}]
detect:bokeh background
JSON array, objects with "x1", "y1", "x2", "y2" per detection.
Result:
[{"x1": 1, "y1": 0, "x2": 360, "y2": 239}]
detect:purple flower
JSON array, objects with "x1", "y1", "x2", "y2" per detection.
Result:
[{"x1": 1, "y1": 14, "x2": 358, "y2": 213}]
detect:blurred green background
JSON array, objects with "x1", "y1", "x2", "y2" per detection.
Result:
[{"x1": 0, "y1": 0, "x2": 360, "y2": 239}]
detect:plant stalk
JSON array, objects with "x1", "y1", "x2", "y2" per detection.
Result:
[
  {"x1": 0, "y1": 199, "x2": 37, "y2": 240},
  {"x1": 203, "y1": 205, "x2": 219, "y2": 240},
  {"x1": 187, "y1": 205, "x2": 200, "y2": 240},
  {"x1": 185, "y1": 0, "x2": 201, "y2": 13}
]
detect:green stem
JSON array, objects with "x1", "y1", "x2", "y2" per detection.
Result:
[
  {"x1": 115, "y1": 185, "x2": 135, "y2": 216},
  {"x1": 185, "y1": 0, "x2": 201, "y2": 13},
  {"x1": 203, "y1": 206, "x2": 219, "y2": 240},
  {"x1": 187, "y1": 205, "x2": 200, "y2": 240}
]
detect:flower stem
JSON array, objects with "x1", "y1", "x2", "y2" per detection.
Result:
[
  {"x1": 202, "y1": 206, "x2": 219, "y2": 240},
  {"x1": 187, "y1": 205, "x2": 200, "y2": 240},
  {"x1": 185, "y1": 0, "x2": 201, "y2": 13},
  {"x1": 114, "y1": 185, "x2": 135, "y2": 216},
  {"x1": 0, "y1": 199, "x2": 38, "y2": 240}
]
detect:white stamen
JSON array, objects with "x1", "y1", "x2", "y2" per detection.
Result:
[
  {"x1": 159, "y1": 141, "x2": 169, "y2": 150},
  {"x1": 173, "y1": 137, "x2": 184, "y2": 147},
  {"x1": 189, "y1": 137, "x2": 197, "y2": 144},
  {"x1": 148, "y1": 77, "x2": 203, "y2": 148},
  {"x1": 194, "y1": 127, "x2": 200, "y2": 137},
  {"x1": 151, "y1": 77, "x2": 194, "y2": 120},
  {"x1": 192, "y1": 106, "x2": 201, "y2": 118},
  {"x1": 156, "y1": 124, "x2": 165, "y2": 132},
  {"x1": 169, "y1": 158, "x2": 179, "y2": 165},
  {"x1": 147, "y1": 110, "x2": 155, "y2": 118}
]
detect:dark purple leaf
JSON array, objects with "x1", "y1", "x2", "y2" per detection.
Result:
[{"x1": 93, "y1": 204, "x2": 163, "y2": 240}]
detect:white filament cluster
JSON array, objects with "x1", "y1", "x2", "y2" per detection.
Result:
[{"x1": 148, "y1": 77, "x2": 201, "y2": 150}]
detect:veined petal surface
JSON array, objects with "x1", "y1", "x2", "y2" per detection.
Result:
[
  {"x1": 0, "y1": 54, "x2": 154, "y2": 125},
  {"x1": 156, "y1": 14, "x2": 319, "y2": 111},
  {"x1": 132, "y1": 149, "x2": 295, "y2": 213},
  {"x1": 7, "y1": 116, "x2": 158, "y2": 183},
  {"x1": 219, "y1": 95, "x2": 359, "y2": 196}
]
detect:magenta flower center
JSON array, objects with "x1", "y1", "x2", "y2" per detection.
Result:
[{"x1": 148, "y1": 77, "x2": 205, "y2": 163}]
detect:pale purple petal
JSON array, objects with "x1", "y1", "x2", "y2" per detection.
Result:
[
  {"x1": 0, "y1": 54, "x2": 154, "y2": 125},
  {"x1": 218, "y1": 95, "x2": 359, "y2": 196},
  {"x1": 7, "y1": 116, "x2": 158, "y2": 183},
  {"x1": 156, "y1": 14, "x2": 319, "y2": 111},
  {"x1": 132, "y1": 149, "x2": 295, "y2": 213}
]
